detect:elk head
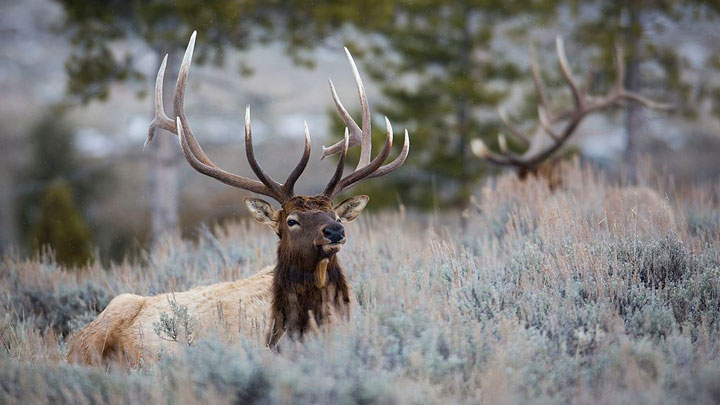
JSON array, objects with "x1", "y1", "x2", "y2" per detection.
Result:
[
  {"x1": 472, "y1": 36, "x2": 671, "y2": 179},
  {"x1": 147, "y1": 32, "x2": 409, "y2": 343},
  {"x1": 245, "y1": 194, "x2": 368, "y2": 278}
]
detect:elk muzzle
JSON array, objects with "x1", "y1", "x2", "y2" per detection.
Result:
[{"x1": 315, "y1": 223, "x2": 346, "y2": 256}]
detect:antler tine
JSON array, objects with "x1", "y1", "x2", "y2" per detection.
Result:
[
  {"x1": 322, "y1": 79, "x2": 362, "y2": 158},
  {"x1": 498, "y1": 107, "x2": 530, "y2": 145},
  {"x1": 368, "y1": 128, "x2": 410, "y2": 179},
  {"x1": 174, "y1": 109, "x2": 284, "y2": 201},
  {"x1": 323, "y1": 129, "x2": 350, "y2": 197},
  {"x1": 610, "y1": 45, "x2": 673, "y2": 111},
  {"x1": 320, "y1": 48, "x2": 411, "y2": 196},
  {"x1": 282, "y1": 121, "x2": 312, "y2": 196},
  {"x1": 173, "y1": 32, "x2": 219, "y2": 166},
  {"x1": 580, "y1": 67, "x2": 595, "y2": 97},
  {"x1": 147, "y1": 31, "x2": 217, "y2": 169},
  {"x1": 498, "y1": 133, "x2": 509, "y2": 154},
  {"x1": 328, "y1": 75, "x2": 411, "y2": 182},
  {"x1": 471, "y1": 138, "x2": 514, "y2": 165},
  {"x1": 146, "y1": 54, "x2": 175, "y2": 150},
  {"x1": 322, "y1": 48, "x2": 372, "y2": 170},
  {"x1": 173, "y1": 31, "x2": 196, "y2": 125},
  {"x1": 176, "y1": 117, "x2": 279, "y2": 199},
  {"x1": 537, "y1": 106, "x2": 560, "y2": 141},
  {"x1": 529, "y1": 44, "x2": 551, "y2": 115},
  {"x1": 345, "y1": 47, "x2": 372, "y2": 169},
  {"x1": 331, "y1": 117, "x2": 393, "y2": 197},
  {"x1": 618, "y1": 92, "x2": 673, "y2": 110},
  {"x1": 244, "y1": 107, "x2": 284, "y2": 197},
  {"x1": 471, "y1": 131, "x2": 528, "y2": 164},
  {"x1": 555, "y1": 36, "x2": 583, "y2": 110}
]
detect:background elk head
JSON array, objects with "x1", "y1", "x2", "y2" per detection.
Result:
[
  {"x1": 147, "y1": 31, "x2": 409, "y2": 278},
  {"x1": 472, "y1": 37, "x2": 671, "y2": 180}
]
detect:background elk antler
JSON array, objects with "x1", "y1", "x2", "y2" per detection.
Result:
[{"x1": 471, "y1": 36, "x2": 672, "y2": 177}]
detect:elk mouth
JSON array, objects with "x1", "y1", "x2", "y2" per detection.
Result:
[{"x1": 316, "y1": 240, "x2": 345, "y2": 256}]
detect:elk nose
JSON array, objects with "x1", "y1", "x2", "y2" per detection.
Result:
[{"x1": 323, "y1": 223, "x2": 345, "y2": 243}]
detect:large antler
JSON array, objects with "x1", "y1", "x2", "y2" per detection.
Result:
[
  {"x1": 321, "y1": 48, "x2": 410, "y2": 198},
  {"x1": 471, "y1": 36, "x2": 671, "y2": 175},
  {"x1": 147, "y1": 31, "x2": 311, "y2": 203}
]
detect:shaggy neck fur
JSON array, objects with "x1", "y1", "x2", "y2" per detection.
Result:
[
  {"x1": 268, "y1": 196, "x2": 351, "y2": 343},
  {"x1": 272, "y1": 246, "x2": 350, "y2": 339}
]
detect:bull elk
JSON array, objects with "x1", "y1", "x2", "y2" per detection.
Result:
[
  {"x1": 67, "y1": 32, "x2": 409, "y2": 365},
  {"x1": 472, "y1": 37, "x2": 670, "y2": 180}
]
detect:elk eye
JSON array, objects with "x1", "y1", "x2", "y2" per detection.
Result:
[{"x1": 287, "y1": 219, "x2": 299, "y2": 227}]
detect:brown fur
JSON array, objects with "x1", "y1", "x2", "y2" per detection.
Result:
[
  {"x1": 67, "y1": 195, "x2": 363, "y2": 365},
  {"x1": 517, "y1": 158, "x2": 565, "y2": 191},
  {"x1": 266, "y1": 196, "x2": 352, "y2": 347}
]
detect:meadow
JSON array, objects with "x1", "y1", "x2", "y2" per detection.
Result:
[{"x1": 1, "y1": 163, "x2": 719, "y2": 404}]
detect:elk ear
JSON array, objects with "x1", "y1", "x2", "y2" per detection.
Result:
[
  {"x1": 334, "y1": 195, "x2": 369, "y2": 222},
  {"x1": 244, "y1": 198, "x2": 280, "y2": 231}
]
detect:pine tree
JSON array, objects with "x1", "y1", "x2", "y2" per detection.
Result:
[
  {"x1": 16, "y1": 113, "x2": 105, "y2": 252},
  {"x1": 30, "y1": 181, "x2": 93, "y2": 267}
]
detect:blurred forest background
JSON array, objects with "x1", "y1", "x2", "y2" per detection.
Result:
[{"x1": 2, "y1": 0, "x2": 720, "y2": 265}]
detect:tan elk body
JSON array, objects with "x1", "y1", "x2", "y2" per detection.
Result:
[
  {"x1": 67, "y1": 268, "x2": 275, "y2": 364},
  {"x1": 67, "y1": 32, "x2": 409, "y2": 365}
]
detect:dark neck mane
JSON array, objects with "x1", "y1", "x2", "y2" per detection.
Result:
[{"x1": 270, "y1": 255, "x2": 350, "y2": 340}]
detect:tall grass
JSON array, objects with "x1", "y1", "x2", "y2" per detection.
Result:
[{"x1": 1, "y1": 164, "x2": 719, "y2": 404}]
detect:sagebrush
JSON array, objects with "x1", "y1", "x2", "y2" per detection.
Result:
[{"x1": 1, "y1": 165, "x2": 719, "y2": 404}]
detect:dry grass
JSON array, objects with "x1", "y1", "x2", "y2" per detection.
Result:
[{"x1": 1, "y1": 163, "x2": 719, "y2": 404}]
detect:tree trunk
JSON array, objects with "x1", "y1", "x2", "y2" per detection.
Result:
[
  {"x1": 150, "y1": 50, "x2": 180, "y2": 244},
  {"x1": 456, "y1": 97, "x2": 470, "y2": 229},
  {"x1": 456, "y1": 6, "x2": 473, "y2": 230},
  {"x1": 0, "y1": 143, "x2": 17, "y2": 252},
  {"x1": 623, "y1": 2, "x2": 643, "y2": 171}
]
